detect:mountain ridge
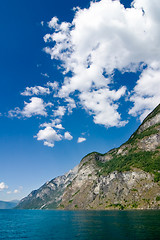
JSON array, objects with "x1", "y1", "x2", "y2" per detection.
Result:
[
  {"x1": 16, "y1": 104, "x2": 160, "y2": 210},
  {"x1": 0, "y1": 200, "x2": 19, "y2": 209}
]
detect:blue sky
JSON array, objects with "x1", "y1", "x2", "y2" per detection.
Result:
[{"x1": 0, "y1": 0, "x2": 160, "y2": 201}]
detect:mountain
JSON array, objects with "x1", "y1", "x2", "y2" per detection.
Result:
[
  {"x1": 0, "y1": 200, "x2": 19, "y2": 209},
  {"x1": 16, "y1": 104, "x2": 160, "y2": 210},
  {"x1": 16, "y1": 166, "x2": 78, "y2": 209}
]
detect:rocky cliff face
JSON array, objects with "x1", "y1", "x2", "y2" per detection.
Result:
[
  {"x1": 60, "y1": 163, "x2": 160, "y2": 210},
  {"x1": 16, "y1": 166, "x2": 78, "y2": 209},
  {"x1": 16, "y1": 104, "x2": 160, "y2": 210}
]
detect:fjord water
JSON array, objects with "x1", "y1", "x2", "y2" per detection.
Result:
[{"x1": 0, "y1": 210, "x2": 160, "y2": 240}]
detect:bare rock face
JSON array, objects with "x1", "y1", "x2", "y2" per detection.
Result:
[
  {"x1": 138, "y1": 130, "x2": 160, "y2": 151},
  {"x1": 60, "y1": 162, "x2": 160, "y2": 210},
  {"x1": 16, "y1": 165, "x2": 78, "y2": 209},
  {"x1": 16, "y1": 104, "x2": 160, "y2": 210},
  {"x1": 59, "y1": 153, "x2": 99, "y2": 209},
  {"x1": 138, "y1": 113, "x2": 160, "y2": 134}
]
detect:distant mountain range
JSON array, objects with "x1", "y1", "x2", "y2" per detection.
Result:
[
  {"x1": 0, "y1": 200, "x2": 19, "y2": 209},
  {"x1": 16, "y1": 104, "x2": 160, "y2": 210}
]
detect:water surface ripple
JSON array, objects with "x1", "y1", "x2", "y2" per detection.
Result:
[{"x1": 0, "y1": 210, "x2": 160, "y2": 239}]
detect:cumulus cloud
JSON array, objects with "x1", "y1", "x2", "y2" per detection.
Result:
[
  {"x1": 7, "y1": 0, "x2": 160, "y2": 147},
  {"x1": 44, "y1": 0, "x2": 160, "y2": 124},
  {"x1": 64, "y1": 131, "x2": 73, "y2": 140},
  {"x1": 129, "y1": 65, "x2": 160, "y2": 121},
  {"x1": 48, "y1": 17, "x2": 59, "y2": 29},
  {"x1": 21, "y1": 82, "x2": 58, "y2": 97},
  {"x1": 54, "y1": 124, "x2": 64, "y2": 129},
  {"x1": 9, "y1": 97, "x2": 52, "y2": 118},
  {"x1": 22, "y1": 97, "x2": 52, "y2": 117},
  {"x1": 36, "y1": 126, "x2": 62, "y2": 147},
  {"x1": 65, "y1": 97, "x2": 76, "y2": 113},
  {"x1": 77, "y1": 137, "x2": 86, "y2": 143},
  {"x1": 80, "y1": 87, "x2": 127, "y2": 127},
  {"x1": 0, "y1": 182, "x2": 8, "y2": 191},
  {"x1": 36, "y1": 123, "x2": 73, "y2": 147},
  {"x1": 53, "y1": 106, "x2": 66, "y2": 117},
  {"x1": 46, "y1": 81, "x2": 59, "y2": 89},
  {"x1": 40, "y1": 119, "x2": 64, "y2": 129},
  {"x1": 21, "y1": 86, "x2": 50, "y2": 96}
]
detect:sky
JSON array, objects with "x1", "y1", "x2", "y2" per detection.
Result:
[{"x1": 0, "y1": 0, "x2": 160, "y2": 201}]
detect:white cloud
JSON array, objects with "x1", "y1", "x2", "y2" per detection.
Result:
[
  {"x1": 0, "y1": 182, "x2": 8, "y2": 191},
  {"x1": 44, "y1": 0, "x2": 160, "y2": 124},
  {"x1": 80, "y1": 87, "x2": 127, "y2": 127},
  {"x1": 7, "y1": 0, "x2": 160, "y2": 149},
  {"x1": 13, "y1": 186, "x2": 23, "y2": 194},
  {"x1": 41, "y1": 21, "x2": 44, "y2": 26},
  {"x1": 46, "y1": 81, "x2": 59, "y2": 89},
  {"x1": 41, "y1": 73, "x2": 49, "y2": 78},
  {"x1": 9, "y1": 97, "x2": 52, "y2": 118},
  {"x1": 53, "y1": 106, "x2": 66, "y2": 117},
  {"x1": 22, "y1": 97, "x2": 51, "y2": 117},
  {"x1": 77, "y1": 137, "x2": 86, "y2": 143},
  {"x1": 8, "y1": 107, "x2": 21, "y2": 118},
  {"x1": 48, "y1": 17, "x2": 59, "y2": 29},
  {"x1": 65, "y1": 97, "x2": 76, "y2": 113},
  {"x1": 36, "y1": 126, "x2": 62, "y2": 147},
  {"x1": 55, "y1": 124, "x2": 64, "y2": 129},
  {"x1": 21, "y1": 86, "x2": 50, "y2": 96},
  {"x1": 13, "y1": 189, "x2": 20, "y2": 194},
  {"x1": 40, "y1": 119, "x2": 64, "y2": 129},
  {"x1": 7, "y1": 191, "x2": 12, "y2": 194},
  {"x1": 64, "y1": 131, "x2": 73, "y2": 140},
  {"x1": 7, "y1": 186, "x2": 23, "y2": 195},
  {"x1": 21, "y1": 82, "x2": 59, "y2": 97},
  {"x1": 129, "y1": 65, "x2": 160, "y2": 121},
  {"x1": 36, "y1": 122, "x2": 74, "y2": 147}
]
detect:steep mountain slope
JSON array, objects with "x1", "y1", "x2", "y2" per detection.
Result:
[
  {"x1": 16, "y1": 166, "x2": 78, "y2": 209},
  {"x1": 16, "y1": 104, "x2": 160, "y2": 210}
]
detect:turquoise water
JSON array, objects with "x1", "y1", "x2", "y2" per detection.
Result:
[{"x1": 0, "y1": 210, "x2": 160, "y2": 239}]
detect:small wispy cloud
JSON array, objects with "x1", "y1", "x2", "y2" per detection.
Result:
[
  {"x1": 40, "y1": 119, "x2": 63, "y2": 129},
  {"x1": 7, "y1": 191, "x2": 12, "y2": 194},
  {"x1": 21, "y1": 86, "x2": 50, "y2": 96},
  {"x1": 13, "y1": 189, "x2": 20, "y2": 194},
  {"x1": 7, "y1": 186, "x2": 23, "y2": 194},
  {"x1": 0, "y1": 182, "x2": 8, "y2": 191},
  {"x1": 64, "y1": 132, "x2": 73, "y2": 140},
  {"x1": 77, "y1": 137, "x2": 86, "y2": 143},
  {"x1": 41, "y1": 73, "x2": 49, "y2": 78}
]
